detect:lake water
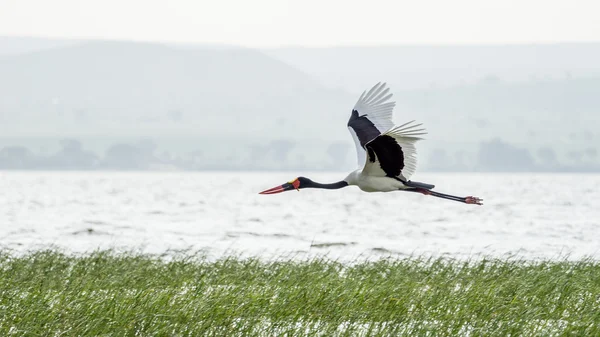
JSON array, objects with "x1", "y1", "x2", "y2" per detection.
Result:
[{"x1": 1, "y1": 171, "x2": 598, "y2": 260}]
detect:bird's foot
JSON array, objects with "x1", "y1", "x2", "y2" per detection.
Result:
[{"x1": 465, "y1": 196, "x2": 483, "y2": 205}]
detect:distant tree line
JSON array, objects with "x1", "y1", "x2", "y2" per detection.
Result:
[
  {"x1": 0, "y1": 139, "x2": 350, "y2": 171},
  {"x1": 0, "y1": 138, "x2": 598, "y2": 172},
  {"x1": 427, "y1": 138, "x2": 599, "y2": 172}
]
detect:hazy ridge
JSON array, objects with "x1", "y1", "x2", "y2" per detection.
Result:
[
  {"x1": 1, "y1": 37, "x2": 598, "y2": 171},
  {"x1": 264, "y1": 44, "x2": 600, "y2": 91}
]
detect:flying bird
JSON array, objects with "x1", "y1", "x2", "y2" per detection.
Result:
[{"x1": 259, "y1": 82, "x2": 482, "y2": 205}]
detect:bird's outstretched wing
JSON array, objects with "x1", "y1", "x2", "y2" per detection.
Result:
[
  {"x1": 362, "y1": 121, "x2": 426, "y2": 181},
  {"x1": 347, "y1": 82, "x2": 395, "y2": 167},
  {"x1": 347, "y1": 82, "x2": 426, "y2": 181}
]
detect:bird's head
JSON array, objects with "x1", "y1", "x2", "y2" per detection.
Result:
[{"x1": 259, "y1": 177, "x2": 312, "y2": 194}]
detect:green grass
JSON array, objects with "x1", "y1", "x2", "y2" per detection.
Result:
[{"x1": 1, "y1": 251, "x2": 599, "y2": 336}]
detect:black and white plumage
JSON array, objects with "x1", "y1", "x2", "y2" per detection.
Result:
[
  {"x1": 259, "y1": 82, "x2": 482, "y2": 205},
  {"x1": 346, "y1": 82, "x2": 425, "y2": 191}
]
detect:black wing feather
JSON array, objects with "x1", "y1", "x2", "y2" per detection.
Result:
[
  {"x1": 347, "y1": 110, "x2": 382, "y2": 148},
  {"x1": 365, "y1": 135, "x2": 405, "y2": 177}
]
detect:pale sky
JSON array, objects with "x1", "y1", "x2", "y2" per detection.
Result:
[{"x1": 1, "y1": 0, "x2": 599, "y2": 47}]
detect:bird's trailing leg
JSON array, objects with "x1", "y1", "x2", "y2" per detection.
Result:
[{"x1": 411, "y1": 188, "x2": 483, "y2": 205}]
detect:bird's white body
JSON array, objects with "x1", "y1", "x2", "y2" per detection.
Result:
[{"x1": 344, "y1": 170, "x2": 408, "y2": 192}]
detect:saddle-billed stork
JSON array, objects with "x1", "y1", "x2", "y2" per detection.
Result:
[{"x1": 259, "y1": 82, "x2": 483, "y2": 205}]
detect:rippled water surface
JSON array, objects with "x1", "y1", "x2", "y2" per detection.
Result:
[{"x1": 1, "y1": 171, "x2": 599, "y2": 260}]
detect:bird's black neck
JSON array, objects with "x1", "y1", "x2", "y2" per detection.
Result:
[{"x1": 305, "y1": 180, "x2": 348, "y2": 190}]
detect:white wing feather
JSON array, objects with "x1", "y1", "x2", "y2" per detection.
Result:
[
  {"x1": 384, "y1": 121, "x2": 426, "y2": 180},
  {"x1": 352, "y1": 82, "x2": 395, "y2": 134},
  {"x1": 348, "y1": 82, "x2": 396, "y2": 167},
  {"x1": 348, "y1": 127, "x2": 367, "y2": 169}
]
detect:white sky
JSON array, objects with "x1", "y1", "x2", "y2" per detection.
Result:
[{"x1": 1, "y1": 0, "x2": 599, "y2": 47}]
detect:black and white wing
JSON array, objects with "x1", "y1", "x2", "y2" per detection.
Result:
[
  {"x1": 362, "y1": 121, "x2": 426, "y2": 181},
  {"x1": 347, "y1": 82, "x2": 426, "y2": 181},
  {"x1": 347, "y1": 82, "x2": 395, "y2": 167}
]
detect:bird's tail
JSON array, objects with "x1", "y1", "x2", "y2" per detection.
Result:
[{"x1": 404, "y1": 180, "x2": 435, "y2": 190}]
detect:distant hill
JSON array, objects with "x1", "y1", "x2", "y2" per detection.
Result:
[
  {"x1": 0, "y1": 36, "x2": 78, "y2": 56},
  {"x1": 264, "y1": 44, "x2": 600, "y2": 91},
  {"x1": 390, "y1": 76, "x2": 600, "y2": 170},
  {"x1": 0, "y1": 37, "x2": 598, "y2": 171},
  {"x1": 0, "y1": 40, "x2": 353, "y2": 142}
]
